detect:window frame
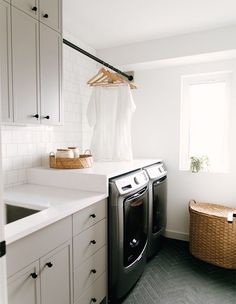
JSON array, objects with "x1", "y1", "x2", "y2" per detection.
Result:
[{"x1": 179, "y1": 71, "x2": 231, "y2": 172}]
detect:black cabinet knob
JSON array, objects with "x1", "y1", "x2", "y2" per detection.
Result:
[
  {"x1": 32, "y1": 6, "x2": 37, "y2": 11},
  {"x1": 91, "y1": 298, "x2": 97, "y2": 303},
  {"x1": 91, "y1": 269, "x2": 97, "y2": 274},
  {"x1": 43, "y1": 13, "x2": 49, "y2": 18},
  {"x1": 33, "y1": 114, "x2": 39, "y2": 119},
  {"x1": 31, "y1": 272, "x2": 38, "y2": 279},
  {"x1": 90, "y1": 240, "x2": 96, "y2": 245},
  {"x1": 43, "y1": 115, "x2": 50, "y2": 119},
  {"x1": 46, "y1": 262, "x2": 53, "y2": 268},
  {"x1": 90, "y1": 213, "x2": 96, "y2": 218}
]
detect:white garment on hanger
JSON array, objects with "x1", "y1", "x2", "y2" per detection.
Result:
[{"x1": 87, "y1": 84, "x2": 136, "y2": 161}]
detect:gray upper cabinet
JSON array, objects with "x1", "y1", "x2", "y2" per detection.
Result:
[
  {"x1": 0, "y1": 0, "x2": 62, "y2": 125},
  {"x1": 0, "y1": 0, "x2": 13, "y2": 122},
  {"x1": 11, "y1": 7, "x2": 40, "y2": 124},
  {"x1": 39, "y1": 0, "x2": 61, "y2": 33},
  {"x1": 3, "y1": 0, "x2": 10, "y2": 4},
  {"x1": 11, "y1": 0, "x2": 39, "y2": 19},
  {"x1": 8, "y1": 261, "x2": 40, "y2": 304},
  {"x1": 40, "y1": 23, "x2": 62, "y2": 125}
]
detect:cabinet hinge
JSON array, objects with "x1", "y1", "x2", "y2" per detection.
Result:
[{"x1": 0, "y1": 241, "x2": 6, "y2": 258}]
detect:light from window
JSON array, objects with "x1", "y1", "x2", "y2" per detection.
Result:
[{"x1": 180, "y1": 72, "x2": 231, "y2": 173}]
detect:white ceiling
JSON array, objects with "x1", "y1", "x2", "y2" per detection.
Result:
[{"x1": 63, "y1": 0, "x2": 236, "y2": 50}]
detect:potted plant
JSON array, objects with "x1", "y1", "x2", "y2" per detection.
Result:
[{"x1": 190, "y1": 155, "x2": 209, "y2": 173}]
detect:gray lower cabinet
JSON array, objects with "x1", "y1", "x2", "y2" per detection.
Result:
[
  {"x1": 7, "y1": 216, "x2": 73, "y2": 304},
  {"x1": 40, "y1": 241, "x2": 72, "y2": 304},
  {"x1": 8, "y1": 261, "x2": 40, "y2": 304},
  {"x1": 11, "y1": 6, "x2": 40, "y2": 124},
  {"x1": 40, "y1": 23, "x2": 62, "y2": 125},
  {"x1": 0, "y1": 0, "x2": 13, "y2": 122}
]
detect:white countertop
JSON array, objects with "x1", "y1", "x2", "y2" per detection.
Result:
[
  {"x1": 4, "y1": 184, "x2": 107, "y2": 245},
  {"x1": 5, "y1": 159, "x2": 160, "y2": 245},
  {"x1": 28, "y1": 159, "x2": 161, "y2": 194}
]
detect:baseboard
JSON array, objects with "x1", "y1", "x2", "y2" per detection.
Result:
[{"x1": 164, "y1": 229, "x2": 189, "y2": 241}]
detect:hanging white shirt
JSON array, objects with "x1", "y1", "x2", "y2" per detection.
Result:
[{"x1": 87, "y1": 84, "x2": 136, "y2": 161}]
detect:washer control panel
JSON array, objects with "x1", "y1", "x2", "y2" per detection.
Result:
[
  {"x1": 144, "y1": 162, "x2": 167, "y2": 180},
  {"x1": 113, "y1": 170, "x2": 149, "y2": 195}
]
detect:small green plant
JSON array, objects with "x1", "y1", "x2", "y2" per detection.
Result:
[{"x1": 190, "y1": 155, "x2": 209, "y2": 173}]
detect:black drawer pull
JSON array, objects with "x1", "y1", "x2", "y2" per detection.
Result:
[
  {"x1": 42, "y1": 115, "x2": 50, "y2": 119},
  {"x1": 33, "y1": 114, "x2": 39, "y2": 119},
  {"x1": 32, "y1": 6, "x2": 37, "y2": 11},
  {"x1": 91, "y1": 298, "x2": 97, "y2": 303},
  {"x1": 31, "y1": 272, "x2": 38, "y2": 279},
  {"x1": 43, "y1": 13, "x2": 49, "y2": 18},
  {"x1": 90, "y1": 240, "x2": 96, "y2": 245},
  {"x1": 91, "y1": 269, "x2": 97, "y2": 274},
  {"x1": 90, "y1": 213, "x2": 96, "y2": 218},
  {"x1": 46, "y1": 262, "x2": 53, "y2": 268}
]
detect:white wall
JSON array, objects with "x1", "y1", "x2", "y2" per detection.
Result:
[
  {"x1": 98, "y1": 25, "x2": 236, "y2": 68},
  {"x1": 131, "y1": 59, "x2": 236, "y2": 240},
  {"x1": 1, "y1": 34, "x2": 96, "y2": 188}
]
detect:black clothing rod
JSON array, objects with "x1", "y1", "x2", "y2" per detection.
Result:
[{"x1": 63, "y1": 38, "x2": 133, "y2": 81}]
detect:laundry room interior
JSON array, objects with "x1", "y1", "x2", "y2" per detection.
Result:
[{"x1": 0, "y1": 1, "x2": 235, "y2": 304}]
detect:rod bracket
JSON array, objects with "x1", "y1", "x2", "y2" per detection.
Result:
[{"x1": 0, "y1": 240, "x2": 6, "y2": 258}]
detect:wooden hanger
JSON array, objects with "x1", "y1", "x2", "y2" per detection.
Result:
[{"x1": 87, "y1": 68, "x2": 137, "y2": 89}]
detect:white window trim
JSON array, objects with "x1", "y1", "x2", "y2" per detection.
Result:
[{"x1": 179, "y1": 71, "x2": 231, "y2": 172}]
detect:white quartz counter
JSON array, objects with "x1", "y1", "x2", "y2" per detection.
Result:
[
  {"x1": 28, "y1": 159, "x2": 161, "y2": 194},
  {"x1": 5, "y1": 159, "x2": 160, "y2": 245},
  {"x1": 4, "y1": 184, "x2": 107, "y2": 245}
]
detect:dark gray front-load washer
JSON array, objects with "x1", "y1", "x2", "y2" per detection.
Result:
[
  {"x1": 144, "y1": 162, "x2": 167, "y2": 259},
  {"x1": 108, "y1": 170, "x2": 149, "y2": 302}
]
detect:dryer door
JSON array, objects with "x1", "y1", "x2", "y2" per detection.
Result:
[
  {"x1": 123, "y1": 187, "x2": 148, "y2": 267},
  {"x1": 152, "y1": 176, "x2": 167, "y2": 234}
]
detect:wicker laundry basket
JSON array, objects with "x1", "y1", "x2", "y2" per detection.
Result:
[{"x1": 189, "y1": 200, "x2": 236, "y2": 269}]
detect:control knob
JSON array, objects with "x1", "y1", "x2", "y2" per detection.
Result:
[{"x1": 134, "y1": 176, "x2": 140, "y2": 184}]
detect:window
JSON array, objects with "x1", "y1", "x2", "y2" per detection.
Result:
[{"x1": 180, "y1": 72, "x2": 231, "y2": 173}]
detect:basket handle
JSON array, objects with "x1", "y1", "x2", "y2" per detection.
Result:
[
  {"x1": 227, "y1": 212, "x2": 236, "y2": 224},
  {"x1": 84, "y1": 149, "x2": 92, "y2": 155},
  {"x1": 49, "y1": 151, "x2": 55, "y2": 157},
  {"x1": 188, "y1": 199, "x2": 197, "y2": 212}
]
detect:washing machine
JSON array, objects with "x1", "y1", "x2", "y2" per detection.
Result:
[
  {"x1": 108, "y1": 169, "x2": 149, "y2": 302},
  {"x1": 144, "y1": 162, "x2": 167, "y2": 259}
]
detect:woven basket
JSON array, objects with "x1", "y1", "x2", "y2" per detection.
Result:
[
  {"x1": 49, "y1": 150, "x2": 93, "y2": 169},
  {"x1": 189, "y1": 200, "x2": 236, "y2": 269}
]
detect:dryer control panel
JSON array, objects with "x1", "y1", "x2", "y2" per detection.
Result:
[{"x1": 144, "y1": 163, "x2": 167, "y2": 180}]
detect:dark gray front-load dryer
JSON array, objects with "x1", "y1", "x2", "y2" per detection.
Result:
[
  {"x1": 108, "y1": 170, "x2": 149, "y2": 302},
  {"x1": 144, "y1": 162, "x2": 167, "y2": 259}
]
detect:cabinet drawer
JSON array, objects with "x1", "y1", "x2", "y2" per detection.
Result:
[
  {"x1": 7, "y1": 216, "x2": 72, "y2": 277},
  {"x1": 75, "y1": 273, "x2": 106, "y2": 304},
  {"x1": 73, "y1": 219, "x2": 106, "y2": 268},
  {"x1": 73, "y1": 200, "x2": 106, "y2": 236},
  {"x1": 73, "y1": 246, "x2": 106, "y2": 301}
]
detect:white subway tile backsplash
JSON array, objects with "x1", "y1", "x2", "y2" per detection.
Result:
[{"x1": 1, "y1": 33, "x2": 96, "y2": 187}]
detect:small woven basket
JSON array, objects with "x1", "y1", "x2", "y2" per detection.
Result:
[
  {"x1": 189, "y1": 200, "x2": 236, "y2": 269},
  {"x1": 49, "y1": 150, "x2": 93, "y2": 169}
]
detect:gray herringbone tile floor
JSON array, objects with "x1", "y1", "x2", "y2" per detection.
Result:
[{"x1": 122, "y1": 238, "x2": 236, "y2": 304}]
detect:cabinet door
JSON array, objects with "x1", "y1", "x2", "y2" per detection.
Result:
[
  {"x1": 0, "y1": 0, "x2": 13, "y2": 122},
  {"x1": 8, "y1": 261, "x2": 40, "y2": 304},
  {"x1": 40, "y1": 23, "x2": 62, "y2": 125},
  {"x1": 11, "y1": 0, "x2": 39, "y2": 19},
  {"x1": 11, "y1": 7, "x2": 40, "y2": 124},
  {"x1": 40, "y1": 241, "x2": 72, "y2": 304},
  {"x1": 39, "y1": 0, "x2": 62, "y2": 33}
]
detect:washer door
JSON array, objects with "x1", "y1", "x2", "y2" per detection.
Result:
[
  {"x1": 152, "y1": 176, "x2": 167, "y2": 234},
  {"x1": 123, "y1": 187, "x2": 148, "y2": 267}
]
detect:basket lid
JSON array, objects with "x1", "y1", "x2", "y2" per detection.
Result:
[{"x1": 189, "y1": 201, "x2": 236, "y2": 217}]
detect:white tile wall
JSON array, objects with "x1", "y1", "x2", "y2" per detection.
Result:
[{"x1": 1, "y1": 33, "x2": 97, "y2": 188}]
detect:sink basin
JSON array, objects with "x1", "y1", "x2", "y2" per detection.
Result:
[{"x1": 6, "y1": 204, "x2": 40, "y2": 224}]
